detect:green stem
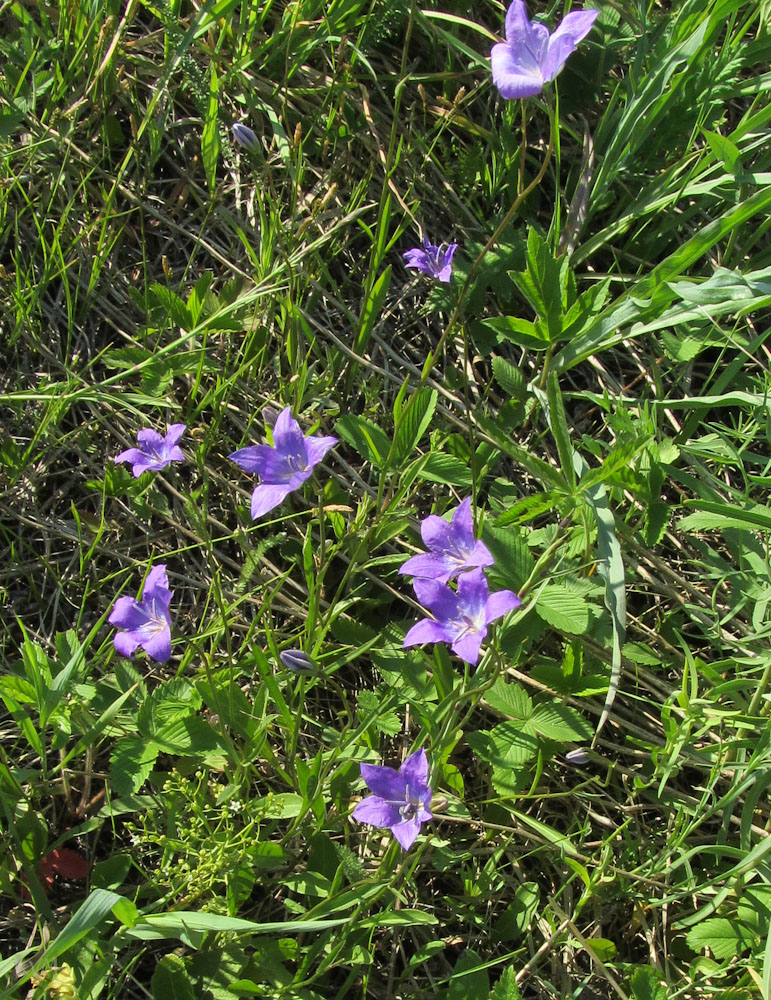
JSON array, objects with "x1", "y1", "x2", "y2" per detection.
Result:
[{"x1": 419, "y1": 104, "x2": 556, "y2": 387}]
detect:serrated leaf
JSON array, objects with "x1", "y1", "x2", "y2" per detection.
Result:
[
  {"x1": 686, "y1": 917, "x2": 754, "y2": 960},
  {"x1": 110, "y1": 736, "x2": 159, "y2": 796},
  {"x1": 492, "y1": 356, "x2": 527, "y2": 399},
  {"x1": 480, "y1": 315, "x2": 550, "y2": 350},
  {"x1": 484, "y1": 680, "x2": 532, "y2": 721},
  {"x1": 415, "y1": 452, "x2": 473, "y2": 487},
  {"x1": 535, "y1": 585, "x2": 589, "y2": 634},
  {"x1": 482, "y1": 524, "x2": 535, "y2": 591},
  {"x1": 629, "y1": 965, "x2": 668, "y2": 1000},
  {"x1": 490, "y1": 966, "x2": 522, "y2": 1000},
  {"x1": 335, "y1": 414, "x2": 391, "y2": 469},
  {"x1": 510, "y1": 229, "x2": 566, "y2": 343},
  {"x1": 531, "y1": 703, "x2": 592, "y2": 741}
]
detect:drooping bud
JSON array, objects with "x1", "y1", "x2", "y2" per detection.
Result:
[{"x1": 232, "y1": 122, "x2": 259, "y2": 152}]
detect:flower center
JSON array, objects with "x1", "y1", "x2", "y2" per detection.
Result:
[{"x1": 399, "y1": 801, "x2": 418, "y2": 821}]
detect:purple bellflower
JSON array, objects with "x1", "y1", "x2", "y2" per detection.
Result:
[
  {"x1": 232, "y1": 122, "x2": 260, "y2": 151},
  {"x1": 491, "y1": 0, "x2": 598, "y2": 100},
  {"x1": 404, "y1": 568, "x2": 521, "y2": 666},
  {"x1": 399, "y1": 497, "x2": 495, "y2": 584},
  {"x1": 229, "y1": 406, "x2": 338, "y2": 520},
  {"x1": 279, "y1": 649, "x2": 319, "y2": 674},
  {"x1": 115, "y1": 424, "x2": 186, "y2": 478},
  {"x1": 403, "y1": 238, "x2": 458, "y2": 283},
  {"x1": 108, "y1": 564, "x2": 174, "y2": 663},
  {"x1": 352, "y1": 748, "x2": 432, "y2": 850}
]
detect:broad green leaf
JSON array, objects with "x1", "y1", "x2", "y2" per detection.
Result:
[
  {"x1": 110, "y1": 736, "x2": 159, "y2": 796},
  {"x1": 686, "y1": 917, "x2": 754, "y2": 960},
  {"x1": 127, "y1": 912, "x2": 349, "y2": 941},
  {"x1": 415, "y1": 452, "x2": 474, "y2": 487},
  {"x1": 629, "y1": 965, "x2": 668, "y2": 1000},
  {"x1": 535, "y1": 585, "x2": 590, "y2": 634},
  {"x1": 29, "y1": 889, "x2": 123, "y2": 975},
  {"x1": 151, "y1": 954, "x2": 196, "y2": 1000},
  {"x1": 494, "y1": 883, "x2": 539, "y2": 944},
  {"x1": 484, "y1": 680, "x2": 532, "y2": 721},
  {"x1": 531, "y1": 703, "x2": 592, "y2": 742},
  {"x1": 447, "y1": 949, "x2": 489, "y2": 1000},
  {"x1": 335, "y1": 414, "x2": 391, "y2": 469}
]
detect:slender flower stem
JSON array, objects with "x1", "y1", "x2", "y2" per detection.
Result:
[{"x1": 419, "y1": 105, "x2": 556, "y2": 386}]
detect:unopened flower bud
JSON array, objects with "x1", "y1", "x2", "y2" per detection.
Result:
[
  {"x1": 232, "y1": 122, "x2": 259, "y2": 152},
  {"x1": 279, "y1": 649, "x2": 318, "y2": 674},
  {"x1": 565, "y1": 747, "x2": 591, "y2": 766}
]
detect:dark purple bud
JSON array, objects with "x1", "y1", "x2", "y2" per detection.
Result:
[
  {"x1": 279, "y1": 649, "x2": 318, "y2": 674},
  {"x1": 232, "y1": 122, "x2": 259, "y2": 152}
]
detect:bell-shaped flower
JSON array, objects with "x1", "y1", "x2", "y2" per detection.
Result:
[
  {"x1": 352, "y1": 749, "x2": 433, "y2": 850},
  {"x1": 403, "y1": 238, "x2": 458, "y2": 283},
  {"x1": 115, "y1": 424, "x2": 186, "y2": 477},
  {"x1": 399, "y1": 498, "x2": 494, "y2": 584},
  {"x1": 403, "y1": 568, "x2": 521, "y2": 666},
  {"x1": 108, "y1": 564, "x2": 174, "y2": 663},
  {"x1": 229, "y1": 407, "x2": 337, "y2": 520},
  {"x1": 491, "y1": 0, "x2": 598, "y2": 100}
]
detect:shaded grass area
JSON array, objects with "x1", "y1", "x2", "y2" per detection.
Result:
[{"x1": 2, "y1": 0, "x2": 771, "y2": 996}]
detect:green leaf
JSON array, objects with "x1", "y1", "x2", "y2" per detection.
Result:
[
  {"x1": 629, "y1": 965, "x2": 668, "y2": 1000},
  {"x1": 535, "y1": 585, "x2": 590, "y2": 634},
  {"x1": 29, "y1": 889, "x2": 123, "y2": 976},
  {"x1": 494, "y1": 883, "x2": 539, "y2": 944},
  {"x1": 546, "y1": 373, "x2": 576, "y2": 489},
  {"x1": 151, "y1": 954, "x2": 196, "y2": 1000},
  {"x1": 110, "y1": 736, "x2": 159, "y2": 796},
  {"x1": 479, "y1": 315, "x2": 550, "y2": 350},
  {"x1": 484, "y1": 680, "x2": 532, "y2": 721},
  {"x1": 530, "y1": 703, "x2": 592, "y2": 741},
  {"x1": 482, "y1": 524, "x2": 535, "y2": 591},
  {"x1": 201, "y1": 65, "x2": 220, "y2": 193},
  {"x1": 415, "y1": 452, "x2": 474, "y2": 488},
  {"x1": 335, "y1": 414, "x2": 391, "y2": 469},
  {"x1": 447, "y1": 949, "x2": 489, "y2": 1000},
  {"x1": 389, "y1": 387, "x2": 437, "y2": 469},
  {"x1": 510, "y1": 229, "x2": 566, "y2": 343},
  {"x1": 492, "y1": 356, "x2": 527, "y2": 400},
  {"x1": 127, "y1": 912, "x2": 350, "y2": 942},
  {"x1": 490, "y1": 967, "x2": 521, "y2": 1000},
  {"x1": 686, "y1": 917, "x2": 754, "y2": 959},
  {"x1": 355, "y1": 265, "x2": 392, "y2": 354}
]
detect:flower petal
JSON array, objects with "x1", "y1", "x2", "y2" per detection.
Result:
[
  {"x1": 353, "y1": 795, "x2": 401, "y2": 828},
  {"x1": 273, "y1": 407, "x2": 302, "y2": 442},
  {"x1": 108, "y1": 596, "x2": 150, "y2": 630},
  {"x1": 136, "y1": 428, "x2": 164, "y2": 450},
  {"x1": 542, "y1": 9, "x2": 598, "y2": 82},
  {"x1": 360, "y1": 763, "x2": 408, "y2": 801},
  {"x1": 304, "y1": 435, "x2": 338, "y2": 468},
  {"x1": 413, "y1": 577, "x2": 462, "y2": 621},
  {"x1": 113, "y1": 631, "x2": 141, "y2": 658},
  {"x1": 229, "y1": 444, "x2": 275, "y2": 476},
  {"x1": 398, "y1": 551, "x2": 457, "y2": 583},
  {"x1": 484, "y1": 589, "x2": 522, "y2": 625},
  {"x1": 250, "y1": 483, "x2": 293, "y2": 519},
  {"x1": 451, "y1": 630, "x2": 485, "y2": 665},
  {"x1": 164, "y1": 423, "x2": 187, "y2": 447},
  {"x1": 141, "y1": 625, "x2": 172, "y2": 663},
  {"x1": 420, "y1": 513, "x2": 452, "y2": 550},
  {"x1": 400, "y1": 749, "x2": 429, "y2": 790},
  {"x1": 491, "y1": 42, "x2": 544, "y2": 99},
  {"x1": 403, "y1": 617, "x2": 455, "y2": 649},
  {"x1": 143, "y1": 565, "x2": 170, "y2": 598},
  {"x1": 391, "y1": 817, "x2": 422, "y2": 850}
]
